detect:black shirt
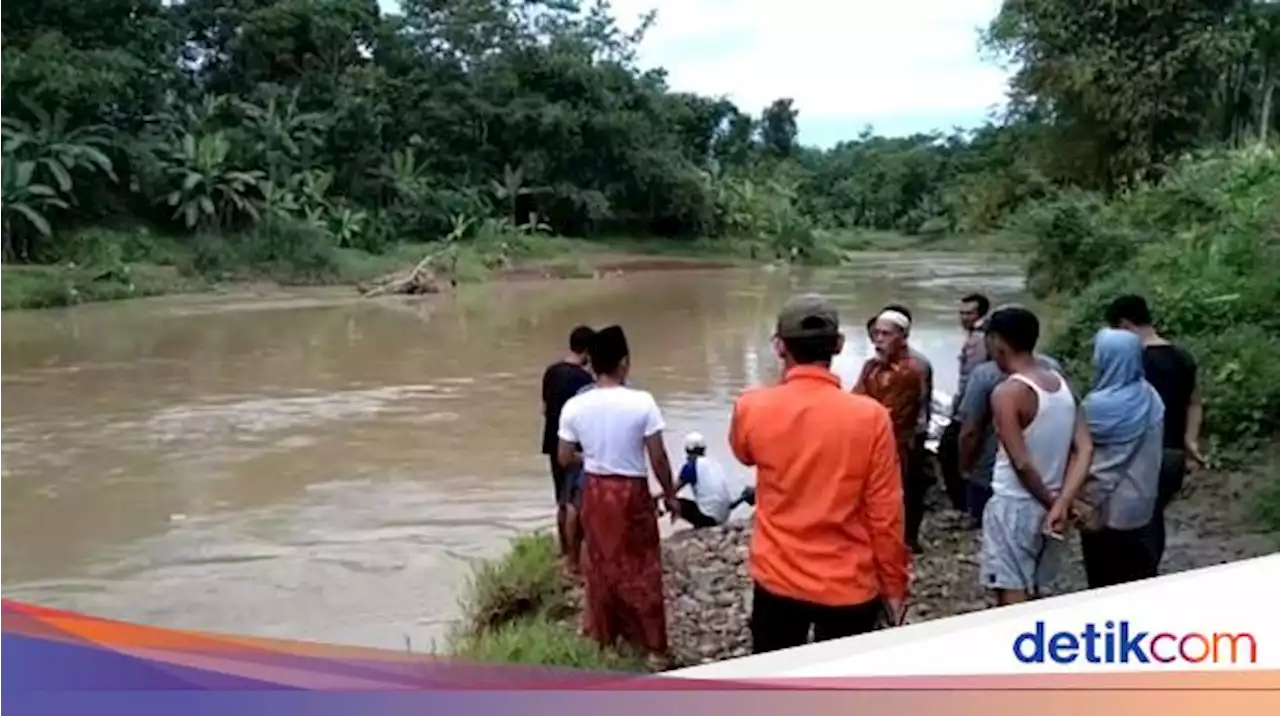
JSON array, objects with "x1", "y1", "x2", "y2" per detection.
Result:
[
  {"x1": 541, "y1": 361, "x2": 593, "y2": 454},
  {"x1": 1143, "y1": 344, "x2": 1198, "y2": 450}
]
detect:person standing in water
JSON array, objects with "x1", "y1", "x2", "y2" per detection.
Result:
[
  {"x1": 1059, "y1": 328, "x2": 1164, "y2": 588},
  {"x1": 541, "y1": 325, "x2": 596, "y2": 569},
  {"x1": 854, "y1": 308, "x2": 930, "y2": 553},
  {"x1": 1104, "y1": 295, "x2": 1204, "y2": 574},
  {"x1": 556, "y1": 325, "x2": 680, "y2": 663},
  {"x1": 980, "y1": 307, "x2": 1092, "y2": 605},
  {"x1": 674, "y1": 432, "x2": 755, "y2": 529}
]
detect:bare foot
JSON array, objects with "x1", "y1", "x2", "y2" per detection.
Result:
[
  {"x1": 557, "y1": 557, "x2": 583, "y2": 583},
  {"x1": 646, "y1": 653, "x2": 672, "y2": 672}
]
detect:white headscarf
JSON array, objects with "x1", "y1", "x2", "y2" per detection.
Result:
[{"x1": 876, "y1": 309, "x2": 911, "y2": 334}]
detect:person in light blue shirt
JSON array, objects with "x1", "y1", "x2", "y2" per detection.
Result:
[{"x1": 1074, "y1": 328, "x2": 1164, "y2": 589}]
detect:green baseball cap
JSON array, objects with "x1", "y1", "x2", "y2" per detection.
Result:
[{"x1": 775, "y1": 293, "x2": 840, "y2": 339}]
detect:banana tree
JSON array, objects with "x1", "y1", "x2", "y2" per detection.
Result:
[
  {"x1": 235, "y1": 90, "x2": 327, "y2": 183},
  {"x1": 162, "y1": 133, "x2": 267, "y2": 233},
  {"x1": 1, "y1": 97, "x2": 117, "y2": 198},
  {"x1": 2, "y1": 160, "x2": 69, "y2": 260},
  {"x1": 489, "y1": 163, "x2": 550, "y2": 226}
]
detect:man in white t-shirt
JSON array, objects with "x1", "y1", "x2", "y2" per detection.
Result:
[
  {"x1": 675, "y1": 432, "x2": 755, "y2": 528},
  {"x1": 555, "y1": 324, "x2": 679, "y2": 661}
]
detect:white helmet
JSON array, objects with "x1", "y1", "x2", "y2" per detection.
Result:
[{"x1": 684, "y1": 431, "x2": 707, "y2": 452}]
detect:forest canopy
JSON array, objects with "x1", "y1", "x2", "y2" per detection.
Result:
[{"x1": 2, "y1": 0, "x2": 1277, "y2": 263}]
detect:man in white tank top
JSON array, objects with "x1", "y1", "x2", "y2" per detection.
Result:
[{"x1": 980, "y1": 307, "x2": 1094, "y2": 605}]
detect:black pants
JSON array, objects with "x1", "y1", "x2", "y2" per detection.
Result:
[
  {"x1": 751, "y1": 583, "x2": 882, "y2": 654},
  {"x1": 548, "y1": 455, "x2": 568, "y2": 505},
  {"x1": 678, "y1": 499, "x2": 720, "y2": 529},
  {"x1": 903, "y1": 436, "x2": 929, "y2": 546},
  {"x1": 966, "y1": 481, "x2": 993, "y2": 524},
  {"x1": 1140, "y1": 449, "x2": 1186, "y2": 574},
  {"x1": 937, "y1": 423, "x2": 967, "y2": 512},
  {"x1": 1081, "y1": 527, "x2": 1157, "y2": 589}
]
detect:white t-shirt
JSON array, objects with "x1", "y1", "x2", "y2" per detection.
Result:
[
  {"x1": 557, "y1": 385, "x2": 665, "y2": 478},
  {"x1": 680, "y1": 455, "x2": 733, "y2": 523}
]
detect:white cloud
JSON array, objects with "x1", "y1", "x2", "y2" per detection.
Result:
[
  {"x1": 612, "y1": 0, "x2": 1010, "y2": 131},
  {"x1": 376, "y1": 0, "x2": 1011, "y2": 139}
]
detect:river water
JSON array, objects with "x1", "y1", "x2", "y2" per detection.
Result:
[{"x1": 1, "y1": 252, "x2": 1025, "y2": 650}]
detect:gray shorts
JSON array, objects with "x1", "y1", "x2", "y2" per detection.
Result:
[{"x1": 979, "y1": 495, "x2": 1064, "y2": 593}]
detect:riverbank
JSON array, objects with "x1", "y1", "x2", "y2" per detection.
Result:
[
  {"x1": 1, "y1": 229, "x2": 1005, "y2": 311},
  {"x1": 451, "y1": 445, "x2": 1279, "y2": 671}
]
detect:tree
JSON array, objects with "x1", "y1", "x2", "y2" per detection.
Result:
[
  {"x1": 985, "y1": 0, "x2": 1249, "y2": 189},
  {"x1": 759, "y1": 98, "x2": 798, "y2": 159}
]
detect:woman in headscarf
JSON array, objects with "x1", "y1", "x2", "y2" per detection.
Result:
[{"x1": 1074, "y1": 328, "x2": 1166, "y2": 588}]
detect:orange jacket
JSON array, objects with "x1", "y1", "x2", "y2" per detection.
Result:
[{"x1": 730, "y1": 365, "x2": 910, "y2": 606}]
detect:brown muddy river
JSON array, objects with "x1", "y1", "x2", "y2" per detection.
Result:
[{"x1": 1, "y1": 252, "x2": 1026, "y2": 650}]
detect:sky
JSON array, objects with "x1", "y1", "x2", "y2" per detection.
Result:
[{"x1": 376, "y1": 0, "x2": 1012, "y2": 148}]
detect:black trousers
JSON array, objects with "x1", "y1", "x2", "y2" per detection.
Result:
[
  {"x1": 751, "y1": 583, "x2": 882, "y2": 654},
  {"x1": 903, "y1": 436, "x2": 929, "y2": 546},
  {"x1": 937, "y1": 423, "x2": 967, "y2": 512},
  {"x1": 1081, "y1": 527, "x2": 1157, "y2": 589},
  {"x1": 678, "y1": 499, "x2": 720, "y2": 529},
  {"x1": 548, "y1": 455, "x2": 568, "y2": 505},
  {"x1": 1140, "y1": 449, "x2": 1186, "y2": 574}
]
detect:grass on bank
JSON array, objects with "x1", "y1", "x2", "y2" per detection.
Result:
[
  {"x1": 2, "y1": 223, "x2": 1010, "y2": 311},
  {"x1": 445, "y1": 530, "x2": 648, "y2": 672}
]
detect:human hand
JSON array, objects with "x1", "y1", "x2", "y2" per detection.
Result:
[
  {"x1": 1043, "y1": 500, "x2": 1070, "y2": 539},
  {"x1": 664, "y1": 494, "x2": 681, "y2": 525},
  {"x1": 1186, "y1": 442, "x2": 1206, "y2": 472},
  {"x1": 1068, "y1": 498, "x2": 1096, "y2": 530}
]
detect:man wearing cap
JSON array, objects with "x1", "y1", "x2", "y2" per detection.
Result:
[
  {"x1": 730, "y1": 294, "x2": 910, "y2": 654},
  {"x1": 854, "y1": 307, "x2": 931, "y2": 553},
  {"x1": 675, "y1": 432, "x2": 755, "y2": 529}
]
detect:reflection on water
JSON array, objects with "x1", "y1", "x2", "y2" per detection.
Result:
[{"x1": 1, "y1": 252, "x2": 1025, "y2": 649}]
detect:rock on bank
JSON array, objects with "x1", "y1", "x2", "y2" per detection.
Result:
[{"x1": 659, "y1": 469, "x2": 1275, "y2": 668}]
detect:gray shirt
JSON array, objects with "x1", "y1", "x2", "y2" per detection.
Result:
[
  {"x1": 953, "y1": 321, "x2": 989, "y2": 412},
  {"x1": 911, "y1": 347, "x2": 934, "y2": 435},
  {"x1": 1085, "y1": 390, "x2": 1164, "y2": 530},
  {"x1": 955, "y1": 355, "x2": 1062, "y2": 487}
]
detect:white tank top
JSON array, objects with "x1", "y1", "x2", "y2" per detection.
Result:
[{"x1": 991, "y1": 371, "x2": 1077, "y2": 500}]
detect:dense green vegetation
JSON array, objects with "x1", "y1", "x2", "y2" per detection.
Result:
[
  {"x1": 0, "y1": 1, "x2": 980, "y2": 307},
  {"x1": 7, "y1": 0, "x2": 1274, "y2": 310},
  {"x1": 984, "y1": 1, "x2": 1280, "y2": 526}
]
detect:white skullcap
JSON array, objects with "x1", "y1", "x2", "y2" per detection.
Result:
[
  {"x1": 684, "y1": 432, "x2": 706, "y2": 451},
  {"x1": 876, "y1": 309, "x2": 911, "y2": 333}
]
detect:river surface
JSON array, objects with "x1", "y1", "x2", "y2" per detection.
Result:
[{"x1": 1, "y1": 252, "x2": 1026, "y2": 650}]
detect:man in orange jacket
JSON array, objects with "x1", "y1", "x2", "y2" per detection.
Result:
[{"x1": 730, "y1": 294, "x2": 911, "y2": 654}]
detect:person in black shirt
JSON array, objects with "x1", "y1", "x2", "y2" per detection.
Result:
[
  {"x1": 1105, "y1": 295, "x2": 1205, "y2": 573},
  {"x1": 542, "y1": 325, "x2": 596, "y2": 569}
]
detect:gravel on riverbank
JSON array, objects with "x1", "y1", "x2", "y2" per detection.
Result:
[{"x1": 659, "y1": 465, "x2": 1276, "y2": 668}]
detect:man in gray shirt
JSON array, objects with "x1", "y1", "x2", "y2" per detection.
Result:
[
  {"x1": 939, "y1": 293, "x2": 991, "y2": 512},
  {"x1": 956, "y1": 352, "x2": 1063, "y2": 527}
]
